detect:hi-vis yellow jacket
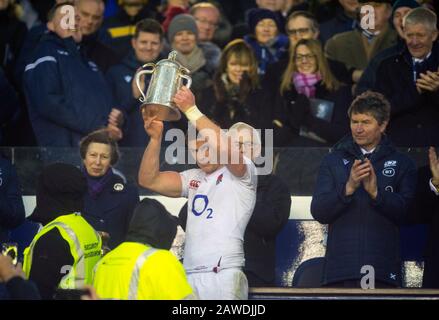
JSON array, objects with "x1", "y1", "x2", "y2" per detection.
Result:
[
  {"x1": 23, "y1": 213, "x2": 102, "y2": 289},
  {"x1": 93, "y1": 242, "x2": 194, "y2": 300}
]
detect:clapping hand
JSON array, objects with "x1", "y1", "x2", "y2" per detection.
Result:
[
  {"x1": 429, "y1": 146, "x2": 439, "y2": 187},
  {"x1": 361, "y1": 159, "x2": 378, "y2": 199},
  {"x1": 345, "y1": 159, "x2": 377, "y2": 199},
  {"x1": 416, "y1": 67, "x2": 439, "y2": 93}
]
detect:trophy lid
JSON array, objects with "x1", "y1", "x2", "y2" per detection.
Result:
[
  {"x1": 168, "y1": 51, "x2": 178, "y2": 61},
  {"x1": 156, "y1": 50, "x2": 180, "y2": 67}
]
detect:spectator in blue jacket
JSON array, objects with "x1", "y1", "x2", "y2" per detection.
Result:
[
  {"x1": 244, "y1": 8, "x2": 289, "y2": 76},
  {"x1": 23, "y1": 2, "x2": 124, "y2": 147},
  {"x1": 311, "y1": 91, "x2": 417, "y2": 288},
  {"x1": 106, "y1": 18, "x2": 168, "y2": 147},
  {"x1": 100, "y1": 0, "x2": 158, "y2": 57},
  {"x1": 80, "y1": 128, "x2": 139, "y2": 249},
  {"x1": 319, "y1": 0, "x2": 359, "y2": 45},
  {"x1": 0, "y1": 153, "x2": 25, "y2": 245}
]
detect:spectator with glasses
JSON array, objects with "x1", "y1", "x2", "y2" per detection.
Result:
[
  {"x1": 263, "y1": 11, "x2": 353, "y2": 113},
  {"x1": 285, "y1": 10, "x2": 320, "y2": 48},
  {"x1": 271, "y1": 38, "x2": 352, "y2": 147},
  {"x1": 190, "y1": 2, "x2": 222, "y2": 69}
]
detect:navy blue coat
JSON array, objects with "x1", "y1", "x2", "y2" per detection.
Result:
[
  {"x1": 311, "y1": 135, "x2": 417, "y2": 286},
  {"x1": 0, "y1": 155, "x2": 25, "y2": 244},
  {"x1": 319, "y1": 9, "x2": 357, "y2": 45},
  {"x1": 244, "y1": 174, "x2": 291, "y2": 286},
  {"x1": 355, "y1": 40, "x2": 405, "y2": 96},
  {"x1": 82, "y1": 170, "x2": 139, "y2": 249},
  {"x1": 373, "y1": 41, "x2": 439, "y2": 147},
  {"x1": 23, "y1": 33, "x2": 114, "y2": 147}
]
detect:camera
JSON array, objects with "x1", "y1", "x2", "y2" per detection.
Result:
[{"x1": 1, "y1": 243, "x2": 18, "y2": 266}]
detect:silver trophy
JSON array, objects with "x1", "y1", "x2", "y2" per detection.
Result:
[{"x1": 135, "y1": 51, "x2": 192, "y2": 121}]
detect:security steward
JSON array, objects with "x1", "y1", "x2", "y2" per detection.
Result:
[
  {"x1": 93, "y1": 198, "x2": 195, "y2": 300},
  {"x1": 23, "y1": 163, "x2": 102, "y2": 299}
]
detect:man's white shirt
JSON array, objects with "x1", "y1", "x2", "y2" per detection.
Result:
[
  {"x1": 180, "y1": 157, "x2": 257, "y2": 273},
  {"x1": 429, "y1": 178, "x2": 439, "y2": 196}
]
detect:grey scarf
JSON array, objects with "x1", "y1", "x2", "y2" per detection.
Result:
[{"x1": 176, "y1": 45, "x2": 206, "y2": 73}]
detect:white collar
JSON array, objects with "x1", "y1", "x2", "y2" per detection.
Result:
[
  {"x1": 361, "y1": 147, "x2": 376, "y2": 155},
  {"x1": 413, "y1": 51, "x2": 432, "y2": 64}
]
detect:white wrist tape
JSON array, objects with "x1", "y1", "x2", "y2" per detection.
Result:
[{"x1": 184, "y1": 105, "x2": 204, "y2": 124}]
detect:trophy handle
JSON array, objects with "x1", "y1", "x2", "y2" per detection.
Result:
[
  {"x1": 135, "y1": 63, "x2": 155, "y2": 102},
  {"x1": 179, "y1": 74, "x2": 192, "y2": 89}
]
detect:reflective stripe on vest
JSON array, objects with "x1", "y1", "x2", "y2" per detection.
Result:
[
  {"x1": 23, "y1": 213, "x2": 101, "y2": 289},
  {"x1": 48, "y1": 221, "x2": 86, "y2": 287},
  {"x1": 127, "y1": 248, "x2": 157, "y2": 300}
]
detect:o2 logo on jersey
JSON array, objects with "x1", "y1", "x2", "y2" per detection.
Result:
[{"x1": 191, "y1": 195, "x2": 214, "y2": 219}]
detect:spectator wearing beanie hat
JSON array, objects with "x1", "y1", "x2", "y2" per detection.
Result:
[
  {"x1": 392, "y1": 0, "x2": 422, "y2": 38},
  {"x1": 167, "y1": 13, "x2": 215, "y2": 95},
  {"x1": 244, "y1": 8, "x2": 289, "y2": 76},
  {"x1": 355, "y1": 0, "x2": 420, "y2": 95}
]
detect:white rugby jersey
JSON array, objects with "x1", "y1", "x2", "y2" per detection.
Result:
[{"x1": 180, "y1": 157, "x2": 257, "y2": 273}]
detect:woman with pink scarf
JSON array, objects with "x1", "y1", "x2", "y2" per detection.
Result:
[{"x1": 272, "y1": 38, "x2": 353, "y2": 147}]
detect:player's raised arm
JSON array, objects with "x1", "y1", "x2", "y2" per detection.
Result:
[{"x1": 138, "y1": 113, "x2": 182, "y2": 197}]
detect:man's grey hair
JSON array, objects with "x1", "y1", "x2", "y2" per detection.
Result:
[
  {"x1": 403, "y1": 7, "x2": 437, "y2": 32},
  {"x1": 286, "y1": 11, "x2": 320, "y2": 33},
  {"x1": 190, "y1": 2, "x2": 220, "y2": 17}
]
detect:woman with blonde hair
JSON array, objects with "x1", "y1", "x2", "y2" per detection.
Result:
[
  {"x1": 197, "y1": 39, "x2": 271, "y2": 130},
  {"x1": 273, "y1": 38, "x2": 352, "y2": 146}
]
